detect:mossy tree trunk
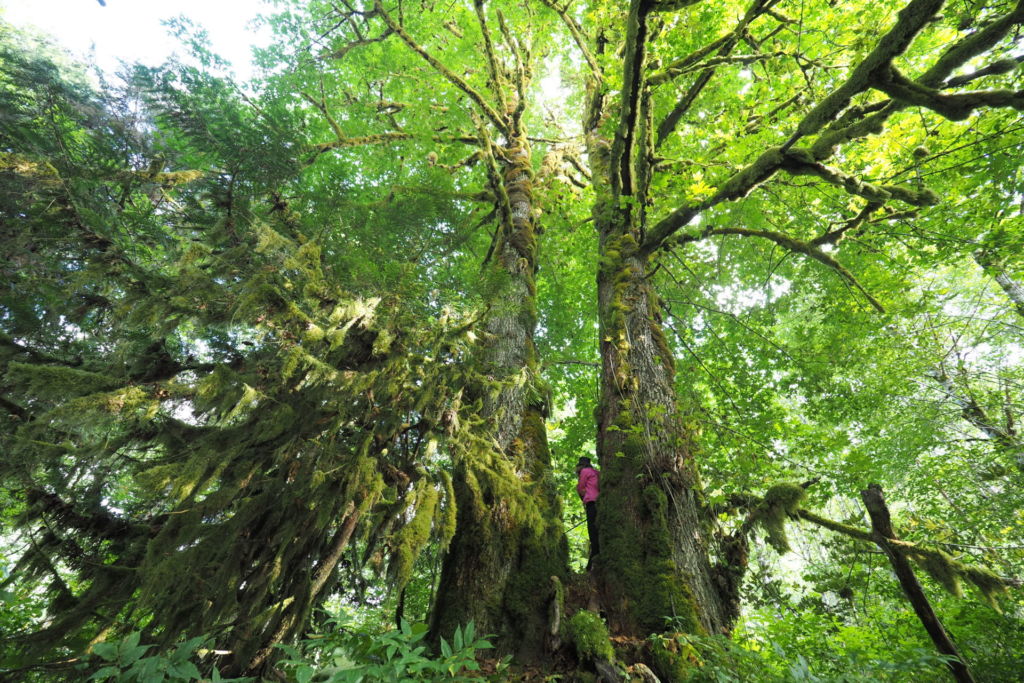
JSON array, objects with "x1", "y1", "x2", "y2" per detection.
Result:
[
  {"x1": 591, "y1": 202, "x2": 728, "y2": 638},
  {"x1": 582, "y1": 0, "x2": 729, "y2": 637},
  {"x1": 430, "y1": 133, "x2": 569, "y2": 661}
]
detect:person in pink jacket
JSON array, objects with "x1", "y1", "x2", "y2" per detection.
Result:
[{"x1": 576, "y1": 456, "x2": 600, "y2": 570}]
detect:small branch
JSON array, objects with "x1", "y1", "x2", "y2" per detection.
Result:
[
  {"x1": 810, "y1": 202, "x2": 881, "y2": 246},
  {"x1": 472, "y1": 0, "x2": 510, "y2": 117},
  {"x1": 300, "y1": 91, "x2": 346, "y2": 143},
  {"x1": 668, "y1": 224, "x2": 886, "y2": 312},
  {"x1": 536, "y1": 0, "x2": 602, "y2": 81},
  {"x1": 373, "y1": 0, "x2": 508, "y2": 134}
]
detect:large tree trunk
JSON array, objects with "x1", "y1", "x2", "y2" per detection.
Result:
[
  {"x1": 430, "y1": 136, "x2": 569, "y2": 661},
  {"x1": 592, "y1": 203, "x2": 729, "y2": 637}
]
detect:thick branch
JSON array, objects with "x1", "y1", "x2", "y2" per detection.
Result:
[
  {"x1": 873, "y1": 66, "x2": 1024, "y2": 121},
  {"x1": 919, "y1": 0, "x2": 1024, "y2": 88},
  {"x1": 780, "y1": 150, "x2": 940, "y2": 206},
  {"x1": 610, "y1": 0, "x2": 654, "y2": 198},
  {"x1": 783, "y1": 0, "x2": 945, "y2": 149},
  {"x1": 861, "y1": 484, "x2": 977, "y2": 683}
]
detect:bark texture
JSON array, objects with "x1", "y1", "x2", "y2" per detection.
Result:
[
  {"x1": 431, "y1": 136, "x2": 568, "y2": 661},
  {"x1": 589, "y1": 152, "x2": 727, "y2": 635}
]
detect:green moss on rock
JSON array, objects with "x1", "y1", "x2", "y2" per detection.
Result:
[{"x1": 565, "y1": 609, "x2": 614, "y2": 662}]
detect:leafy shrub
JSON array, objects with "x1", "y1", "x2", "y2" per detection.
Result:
[
  {"x1": 84, "y1": 632, "x2": 249, "y2": 682},
  {"x1": 278, "y1": 616, "x2": 497, "y2": 682}
]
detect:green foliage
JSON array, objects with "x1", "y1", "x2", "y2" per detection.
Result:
[
  {"x1": 83, "y1": 633, "x2": 250, "y2": 683},
  {"x1": 278, "y1": 616, "x2": 495, "y2": 682},
  {"x1": 4, "y1": 0, "x2": 1024, "y2": 678}
]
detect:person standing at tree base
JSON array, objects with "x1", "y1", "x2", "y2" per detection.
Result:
[{"x1": 576, "y1": 457, "x2": 600, "y2": 570}]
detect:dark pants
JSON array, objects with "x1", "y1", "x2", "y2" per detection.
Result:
[{"x1": 585, "y1": 500, "x2": 599, "y2": 568}]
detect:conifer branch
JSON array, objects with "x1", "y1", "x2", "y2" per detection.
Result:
[
  {"x1": 0, "y1": 394, "x2": 28, "y2": 419},
  {"x1": 374, "y1": 0, "x2": 508, "y2": 135}
]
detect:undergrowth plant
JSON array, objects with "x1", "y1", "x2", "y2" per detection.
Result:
[{"x1": 278, "y1": 616, "x2": 500, "y2": 682}]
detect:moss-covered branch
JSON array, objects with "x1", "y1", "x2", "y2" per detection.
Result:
[
  {"x1": 652, "y1": 0, "x2": 775, "y2": 145},
  {"x1": 919, "y1": 0, "x2": 1024, "y2": 88},
  {"x1": 780, "y1": 149, "x2": 940, "y2": 206},
  {"x1": 472, "y1": 0, "x2": 510, "y2": 119},
  {"x1": 861, "y1": 484, "x2": 977, "y2": 683},
  {"x1": 658, "y1": 218, "x2": 886, "y2": 312},
  {"x1": 648, "y1": 0, "x2": 771, "y2": 88},
  {"x1": 872, "y1": 66, "x2": 1024, "y2": 121},
  {"x1": 810, "y1": 201, "x2": 881, "y2": 246},
  {"x1": 782, "y1": 0, "x2": 945, "y2": 149},
  {"x1": 610, "y1": 0, "x2": 655, "y2": 199}
]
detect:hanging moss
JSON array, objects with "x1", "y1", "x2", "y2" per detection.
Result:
[
  {"x1": 565, "y1": 610, "x2": 615, "y2": 663},
  {"x1": 755, "y1": 483, "x2": 806, "y2": 554},
  {"x1": 390, "y1": 481, "x2": 439, "y2": 589},
  {"x1": 438, "y1": 471, "x2": 457, "y2": 550},
  {"x1": 6, "y1": 361, "x2": 120, "y2": 399},
  {"x1": 963, "y1": 565, "x2": 1009, "y2": 610},
  {"x1": 915, "y1": 548, "x2": 963, "y2": 597}
]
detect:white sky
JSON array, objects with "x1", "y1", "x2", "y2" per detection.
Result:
[{"x1": 1, "y1": 0, "x2": 272, "y2": 81}]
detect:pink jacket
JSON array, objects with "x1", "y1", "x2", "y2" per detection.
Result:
[{"x1": 577, "y1": 467, "x2": 599, "y2": 504}]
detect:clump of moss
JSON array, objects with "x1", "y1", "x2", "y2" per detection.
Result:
[
  {"x1": 963, "y1": 565, "x2": 1009, "y2": 611},
  {"x1": 917, "y1": 548, "x2": 963, "y2": 598},
  {"x1": 389, "y1": 481, "x2": 439, "y2": 588},
  {"x1": 756, "y1": 483, "x2": 806, "y2": 553},
  {"x1": 565, "y1": 610, "x2": 614, "y2": 663}
]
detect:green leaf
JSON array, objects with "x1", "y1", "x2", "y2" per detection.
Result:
[
  {"x1": 89, "y1": 666, "x2": 120, "y2": 681},
  {"x1": 92, "y1": 642, "x2": 118, "y2": 662}
]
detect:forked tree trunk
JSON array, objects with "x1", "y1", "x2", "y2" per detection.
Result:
[{"x1": 431, "y1": 136, "x2": 568, "y2": 661}]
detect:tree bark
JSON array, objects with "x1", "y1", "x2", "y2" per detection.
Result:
[
  {"x1": 431, "y1": 135, "x2": 569, "y2": 661},
  {"x1": 591, "y1": 213, "x2": 728, "y2": 636},
  {"x1": 860, "y1": 484, "x2": 976, "y2": 683}
]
